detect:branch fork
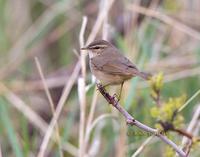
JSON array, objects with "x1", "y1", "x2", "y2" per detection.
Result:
[{"x1": 96, "y1": 83, "x2": 187, "y2": 157}]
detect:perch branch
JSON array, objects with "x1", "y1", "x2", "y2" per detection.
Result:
[{"x1": 96, "y1": 83, "x2": 186, "y2": 157}]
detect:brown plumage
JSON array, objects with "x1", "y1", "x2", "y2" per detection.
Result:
[{"x1": 82, "y1": 40, "x2": 151, "y2": 86}]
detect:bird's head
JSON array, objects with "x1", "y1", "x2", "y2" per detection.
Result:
[{"x1": 81, "y1": 40, "x2": 113, "y2": 58}]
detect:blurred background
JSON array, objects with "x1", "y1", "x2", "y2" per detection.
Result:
[{"x1": 0, "y1": 0, "x2": 200, "y2": 157}]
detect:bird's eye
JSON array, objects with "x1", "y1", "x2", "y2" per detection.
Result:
[{"x1": 94, "y1": 46, "x2": 100, "y2": 49}]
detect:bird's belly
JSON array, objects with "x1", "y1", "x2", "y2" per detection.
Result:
[{"x1": 92, "y1": 70, "x2": 131, "y2": 86}]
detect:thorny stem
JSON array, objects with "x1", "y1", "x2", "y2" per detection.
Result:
[{"x1": 96, "y1": 83, "x2": 187, "y2": 157}]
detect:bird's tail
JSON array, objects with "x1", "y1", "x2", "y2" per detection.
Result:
[{"x1": 138, "y1": 71, "x2": 152, "y2": 80}]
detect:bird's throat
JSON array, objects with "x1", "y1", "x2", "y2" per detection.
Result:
[{"x1": 89, "y1": 51, "x2": 98, "y2": 58}]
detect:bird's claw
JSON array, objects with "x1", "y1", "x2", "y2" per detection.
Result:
[{"x1": 112, "y1": 93, "x2": 120, "y2": 102}]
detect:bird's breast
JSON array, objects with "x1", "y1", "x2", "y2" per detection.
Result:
[{"x1": 91, "y1": 69, "x2": 131, "y2": 86}]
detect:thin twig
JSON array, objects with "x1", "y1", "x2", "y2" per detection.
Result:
[
  {"x1": 78, "y1": 78, "x2": 86, "y2": 157},
  {"x1": 82, "y1": 1, "x2": 115, "y2": 156},
  {"x1": 85, "y1": 0, "x2": 112, "y2": 154},
  {"x1": 61, "y1": 143, "x2": 78, "y2": 157},
  {"x1": 85, "y1": 114, "x2": 116, "y2": 146},
  {"x1": 1, "y1": 83, "x2": 47, "y2": 134},
  {"x1": 85, "y1": 89, "x2": 98, "y2": 141},
  {"x1": 131, "y1": 136, "x2": 154, "y2": 157},
  {"x1": 86, "y1": 121, "x2": 105, "y2": 157},
  {"x1": 86, "y1": 89, "x2": 98, "y2": 126},
  {"x1": 178, "y1": 89, "x2": 200, "y2": 112},
  {"x1": 0, "y1": 1, "x2": 78, "y2": 79},
  {"x1": 128, "y1": 4, "x2": 200, "y2": 40},
  {"x1": 37, "y1": 61, "x2": 81, "y2": 157},
  {"x1": 78, "y1": 16, "x2": 88, "y2": 157},
  {"x1": 181, "y1": 105, "x2": 200, "y2": 152},
  {"x1": 171, "y1": 128, "x2": 193, "y2": 140},
  {"x1": 128, "y1": 137, "x2": 158, "y2": 152},
  {"x1": 102, "y1": 0, "x2": 109, "y2": 40},
  {"x1": 79, "y1": 16, "x2": 88, "y2": 79},
  {"x1": 1, "y1": 81, "x2": 78, "y2": 157},
  {"x1": 86, "y1": 0, "x2": 114, "y2": 45},
  {"x1": 35, "y1": 57, "x2": 63, "y2": 157},
  {"x1": 96, "y1": 83, "x2": 186, "y2": 157}
]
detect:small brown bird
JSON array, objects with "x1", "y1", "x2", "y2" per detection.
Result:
[{"x1": 81, "y1": 40, "x2": 150, "y2": 99}]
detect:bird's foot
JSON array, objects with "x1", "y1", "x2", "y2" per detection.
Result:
[
  {"x1": 96, "y1": 83, "x2": 106, "y2": 89},
  {"x1": 112, "y1": 93, "x2": 120, "y2": 102}
]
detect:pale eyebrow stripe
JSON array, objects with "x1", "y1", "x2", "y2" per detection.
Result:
[{"x1": 90, "y1": 45, "x2": 107, "y2": 48}]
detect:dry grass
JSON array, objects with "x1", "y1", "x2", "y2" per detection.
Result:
[{"x1": 0, "y1": 0, "x2": 200, "y2": 157}]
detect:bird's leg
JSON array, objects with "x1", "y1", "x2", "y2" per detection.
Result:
[
  {"x1": 118, "y1": 82, "x2": 124, "y2": 101},
  {"x1": 97, "y1": 82, "x2": 124, "y2": 102},
  {"x1": 113, "y1": 82, "x2": 124, "y2": 102}
]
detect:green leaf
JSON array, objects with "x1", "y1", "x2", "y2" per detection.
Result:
[{"x1": 0, "y1": 98, "x2": 24, "y2": 157}]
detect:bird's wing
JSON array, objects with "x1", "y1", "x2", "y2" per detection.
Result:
[{"x1": 91, "y1": 54, "x2": 139, "y2": 76}]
